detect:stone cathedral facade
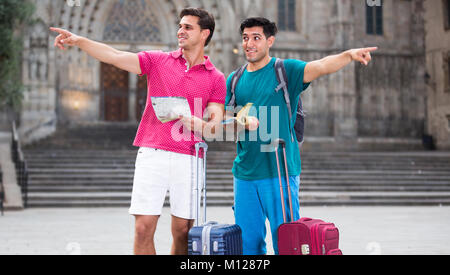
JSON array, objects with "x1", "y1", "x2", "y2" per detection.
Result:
[{"x1": 12, "y1": 0, "x2": 437, "y2": 150}]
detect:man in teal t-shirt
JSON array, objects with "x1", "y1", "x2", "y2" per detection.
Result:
[
  {"x1": 226, "y1": 17, "x2": 377, "y2": 255},
  {"x1": 227, "y1": 57, "x2": 310, "y2": 181}
]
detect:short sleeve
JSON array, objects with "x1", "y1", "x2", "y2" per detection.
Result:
[
  {"x1": 224, "y1": 72, "x2": 235, "y2": 106},
  {"x1": 208, "y1": 73, "x2": 227, "y2": 105},
  {"x1": 284, "y1": 59, "x2": 310, "y2": 95},
  {"x1": 137, "y1": 50, "x2": 163, "y2": 76}
]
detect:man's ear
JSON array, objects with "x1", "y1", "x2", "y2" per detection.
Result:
[
  {"x1": 267, "y1": 36, "x2": 275, "y2": 48},
  {"x1": 201, "y1": 29, "x2": 211, "y2": 42}
]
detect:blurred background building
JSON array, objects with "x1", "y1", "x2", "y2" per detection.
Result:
[
  {"x1": 424, "y1": 0, "x2": 450, "y2": 149},
  {"x1": 1, "y1": 0, "x2": 450, "y2": 209},
  {"x1": 0, "y1": 0, "x2": 446, "y2": 150}
]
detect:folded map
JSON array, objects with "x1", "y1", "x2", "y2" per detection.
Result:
[{"x1": 151, "y1": 96, "x2": 192, "y2": 123}]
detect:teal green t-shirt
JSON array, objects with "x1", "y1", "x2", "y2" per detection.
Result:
[{"x1": 225, "y1": 57, "x2": 310, "y2": 180}]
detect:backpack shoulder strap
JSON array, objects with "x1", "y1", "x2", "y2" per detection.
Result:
[
  {"x1": 274, "y1": 58, "x2": 288, "y2": 92},
  {"x1": 227, "y1": 64, "x2": 248, "y2": 108},
  {"x1": 274, "y1": 58, "x2": 295, "y2": 142}
]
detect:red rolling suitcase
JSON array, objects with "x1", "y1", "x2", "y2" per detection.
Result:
[{"x1": 273, "y1": 139, "x2": 342, "y2": 255}]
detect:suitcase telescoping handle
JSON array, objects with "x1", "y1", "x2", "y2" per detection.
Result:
[
  {"x1": 273, "y1": 138, "x2": 294, "y2": 224},
  {"x1": 195, "y1": 142, "x2": 208, "y2": 227}
]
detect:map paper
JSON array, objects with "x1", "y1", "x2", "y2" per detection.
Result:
[{"x1": 151, "y1": 96, "x2": 192, "y2": 123}]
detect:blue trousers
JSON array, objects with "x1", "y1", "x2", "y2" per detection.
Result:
[{"x1": 233, "y1": 176, "x2": 300, "y2": 255}]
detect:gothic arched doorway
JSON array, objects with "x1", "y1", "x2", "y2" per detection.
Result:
[
  {"x1": 100, "y1": 0, "x2": 165, "y2": 122},
  {"x1": 101, "y1": 63, "x2": 129, "y2": 122}
]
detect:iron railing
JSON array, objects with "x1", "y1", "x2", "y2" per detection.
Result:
[{"x1": 11, "y1": 122, "x2": 28, "y2": 208}]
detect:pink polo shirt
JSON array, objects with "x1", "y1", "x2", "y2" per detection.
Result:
[{"x1": 133, "y1": 48, "x2": 226, "y2": 157}]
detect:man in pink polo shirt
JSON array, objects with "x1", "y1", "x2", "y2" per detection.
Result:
[{"x1": 51, "y1": 8, "x2": 226, "y2": 255}]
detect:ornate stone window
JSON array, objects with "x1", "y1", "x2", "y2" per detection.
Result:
[
  {"x1": 366, "y1": 0, "x2": 383, "y2": 35},
  {"x1": 103, "y1": 0, "x2": 161, "y2": 43},
  {"x1": 278, "y1": 0, "x2": 296, "y2": 32}
]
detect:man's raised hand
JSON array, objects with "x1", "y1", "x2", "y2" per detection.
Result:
[
  {"x1": 349, "y1": 47, "x2": 378, "y2": 66},
  {"x1": 50, "y1": 27, "x2": 81, "y2": 50}
]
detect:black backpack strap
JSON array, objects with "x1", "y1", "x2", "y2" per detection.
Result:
[
  {"x1": 227, "y1": 64, "x2": 248, "y2": 109},
  {"x1": 294, "y1": 96, "x2": 305, "y2": 144},
  {"x1": 274, "y1": 58, "x2": 295, "y2": 143}
]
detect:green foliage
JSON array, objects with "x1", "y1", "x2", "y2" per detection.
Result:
[{"x1": 0, "y1": 0, "x2": 35, "y2": 110}]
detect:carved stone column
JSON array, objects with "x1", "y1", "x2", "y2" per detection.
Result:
[
  {"x1": 330, "y1": 0, "x2": 358, "y2": 147},
  {"x1": 20, "y1": 20, "x2": 57, "y2": 144}
]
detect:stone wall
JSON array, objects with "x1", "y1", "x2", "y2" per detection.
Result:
[
  {"x1": 0, "y1": 111, "x2": 9, "y2": 132},
  {"x1": 19, "y1": 0, "x2": 430, "y2": 150},
  {"x1": 356, "y1": 54, "x2": 426, "y2": 138},
  {"x1": 424, "y1": 0, "x2": 450, "y2": 149}
]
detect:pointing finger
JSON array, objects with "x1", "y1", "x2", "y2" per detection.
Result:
[
  {"x1": 50, "y1": 27, "x2": 71, "y2": 37},
  {"x1": 364, "y1": 47, "x2": 378, "y2": 53},
  {"x1": 50, "y1": 27, "x2": 64, "y2": 34}
]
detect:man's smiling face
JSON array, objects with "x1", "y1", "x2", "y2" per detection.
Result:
[
  {"x1": 177, "y1": 15, "x2": 209, "y2": 50},
  {"x1": 242, "y1": 26, "x2": 274, "y2": 63}
]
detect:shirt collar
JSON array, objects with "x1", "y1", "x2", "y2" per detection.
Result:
[
  {"x1": 170, "y1": 48, "x2": 183, "y2": 59},
  {"x1": 170, "y1": 48, "x2": 215, "y2": 71}
]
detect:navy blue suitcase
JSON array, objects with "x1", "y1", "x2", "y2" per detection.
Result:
[{"x1": 188, "y1": 143, "x2": 243, "y2": 255}]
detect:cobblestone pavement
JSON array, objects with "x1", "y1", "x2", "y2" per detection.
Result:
[{"x1": 1, "y1": 206, "x2": 450, "y2": 255}]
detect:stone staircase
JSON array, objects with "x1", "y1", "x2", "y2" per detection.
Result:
[{"x1": 23, "y1": 125, "x2": 450, "y2": 207}]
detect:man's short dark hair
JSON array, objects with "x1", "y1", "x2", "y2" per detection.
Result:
[
  {"x1": 180, "y1": 8, "x2": 215, "y2": 46},
  {"x1": 240, "y1": 17, "x2": 278, "y2": 38}
]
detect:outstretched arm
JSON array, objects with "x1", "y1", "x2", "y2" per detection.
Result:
[
  {"x1": 50, "y1": 27, "x2": 141, "y2": 75},
  {"x1": 304, "y1": 47, "x2": 378, "y2": 83}
]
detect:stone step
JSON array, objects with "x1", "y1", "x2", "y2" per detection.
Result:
[
  {"x1": 27, "y1": 185, "x2": 450, "y2": 193},
  {"x1": 26, "y1": 174, "x2": 450, "y2": 182},
  {"x1": 26, "y1": 164, "x2": 449, "y2": 173},
  {"x1": 25, "y1": 159, "x2": 450, "y2": 169},
  {"x1": 21, "y1": 135, "x2": 450, "y2": 208},
  {"x1": 26, "y1": 167, "x2": 450, "y2": 175},
  {"x1": 27, "y1": 199, "x2": 450, "y2": 208},
  {"x1": 24, "y1": 152, "x2": 450, "y2": 158},
  {"x1": 26, "y1": 191, "x2": 450, "y2": 200},
  {"x1": 27, "y1": 186, "x2": 232, "y2": 192},
  {"x1": 27, "y1": 192, "x2": 234, "y2": 202},
  {"x1": 23, "y1": 149, "x2": 450, "y2": 157},
  {"x1": 26, "y1": 179, "x2": 450, "y2": 186},
  {"x1": 23, "y1": 152, "x2": 449, "y2": 158},
  {"x1": 26, "y1": 191, "x2": 450, "y2": 208},
  {"x1": 24, "y1": 154, "x2": 449, "y2": 160},
  {"x1": 25, "y1": 157, "x2": 449, "y2": 163},
  {"x1": 27, "y1": 175, "x2": 450, "y2": 183},
  {"x1": 25, "y1": 157, "x2": 450, "y2": 163}
]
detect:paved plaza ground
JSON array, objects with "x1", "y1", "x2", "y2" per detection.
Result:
[{"x1": 1, "y1": 206, "x2": 450, "y2": 255}]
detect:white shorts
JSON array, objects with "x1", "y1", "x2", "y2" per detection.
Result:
[{"x1": 128, "y1": 147, "x2": 203, "y2": 220}]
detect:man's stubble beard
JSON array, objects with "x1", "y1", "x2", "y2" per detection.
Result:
[{"x1": 245, "y1": 51, "x2": 268, "y2": 64}]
